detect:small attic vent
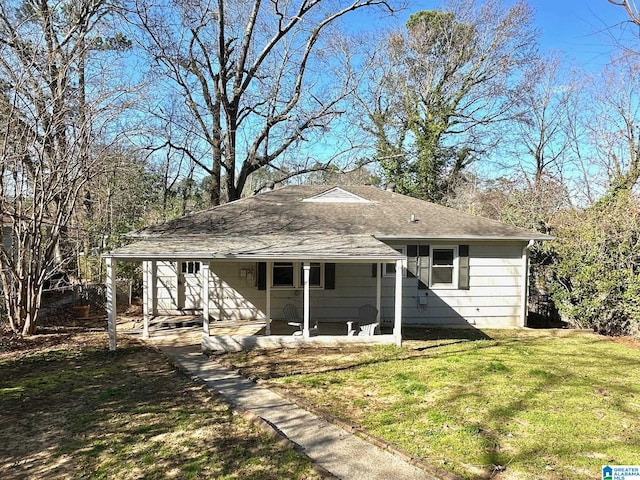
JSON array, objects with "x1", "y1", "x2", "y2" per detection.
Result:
[{"x1": 303, "y1": 187, "x2": 371, "y2": 204}]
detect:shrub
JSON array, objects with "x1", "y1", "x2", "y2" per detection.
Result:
[{"x1": 549, "y1": 189, "x2": 640, "y2": 336}]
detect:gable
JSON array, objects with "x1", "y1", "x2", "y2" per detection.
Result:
[{"x1": 302, "y1": 187, "x2": 371, "y2": 204}]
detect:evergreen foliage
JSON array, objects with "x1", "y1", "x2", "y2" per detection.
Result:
[{"x1": 549, "y1": 189, "x2": 640, "y2": 336}]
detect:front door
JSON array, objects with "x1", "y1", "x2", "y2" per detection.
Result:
[{"x1": 177, "y1": 261, "x2": 202, "y2": 310}]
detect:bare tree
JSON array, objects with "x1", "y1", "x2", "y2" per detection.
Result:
[
  {"x1": 510, "y1": 56, "x2": 576, "y2": 186},
  {"x1": 586, "y1": 58, "x2": 640, "y2": 193},
  {"x1": 131, "y1": 0, "x2": 403, "y2": 205},
  {"x1": 609, "y1": 0, "x2": 640, "y2": 26},
  {"x1": 0, "y1": 0, "x2": 131, "y2": 335}
]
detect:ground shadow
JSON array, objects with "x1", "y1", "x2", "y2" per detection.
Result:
[{"x1": 401, "y1": 325, "x2": 493, "y2": 342}]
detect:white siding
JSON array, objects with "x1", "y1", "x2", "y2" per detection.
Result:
[
  {"x1": 393, "y1": 242, "x2": 526, "y2": 327},
  {"x1": 206, "y1": 262, "x2": 381, "y2": 324},
  {"x1": 208, "y1": 262, "x2": 266, "y2": 321},
  {"x1": 155, "y1": 241, "x2": 528, "y2": 328}
]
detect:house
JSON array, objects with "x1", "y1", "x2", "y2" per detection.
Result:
[{"x1": 103, "y1": 184, "x2": 551, "y2": 351}]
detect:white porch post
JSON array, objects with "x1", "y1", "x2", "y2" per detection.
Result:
[
  {"x1": 142, "y1": 260, "x2": 150, "y2": 339},
  {"x1": 302, "y1": 262, "x2": 310, "y2": 339},
  {"x1": 376, "y1": 262, "x2": 382, "y2": 323},
  {"x1": 151, "y1": 260, "x2": 157, "y2": 316},
  {"x1": 106, "y1": 257, "x2": 117, "y2": 351},
  {"x1": 202, "y1": 261, "x2": 210, "y2": 337},
  {"x1": 394, "y1": 259, "x2": 403, "y2": 347},
  {"x1": 266, "y1": 261, "x2": 272, "y2": 335}
]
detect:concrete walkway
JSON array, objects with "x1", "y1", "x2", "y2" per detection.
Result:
[{"x1": 159, "y1": 345, "x2": 440, "y2": 480}]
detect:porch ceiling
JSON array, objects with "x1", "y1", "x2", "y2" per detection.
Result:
[{"x1": 104, "y1": 234, "x2": 405, "y2": 262}]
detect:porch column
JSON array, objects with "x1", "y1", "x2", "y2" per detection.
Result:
[
  {"x1": 266, "y1": 261, "x2": 272, "y2": 335},
  {"x1": 302, "y1": 262, "x2": 310, "y2": 339},
  {"x1": 151, "y1": 260, "x2": 157, "y2": 315},
  {"x1": 106, "y1": 257, "x2": 117, "y2": 351},
  {"x1": 394, "y1": 258, "x2": 402, "y2": 347},
  {"x1": 202, "y1": 261, "x2": 210, "y2": 337},
  {"x1": 376, "y1": 262, "x2": 382, "y2": 323},
  {"x1": 142, "y1": 260, "x2": 150, "y2": 339}
]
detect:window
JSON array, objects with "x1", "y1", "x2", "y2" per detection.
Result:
[
  {"x1": 301, "y1": 263, "x2": 322, "y2": 287},
  {"x1": 258, "y1": 262, "x2": 335, "y2": 290},
  {"x1": 273, "y1": 262, "x2": 294, "y2": 287},
  {"x1": 384, "y1": 247, "x2": 407, "y2": 277},
  {"x1": 181, "y1": 261, "x2": 201, "y2": 275},
  {"x1": 430, "y1": 246, "x2": 458, "y2": 288},
  {"x1": 404, "y1": 244, "x2": 469, "y2": 290},
  {"x1": 271, "y1": 262, "x2": 324, "y2": 289}
]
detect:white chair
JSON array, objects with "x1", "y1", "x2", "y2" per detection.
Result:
[
  {"x1": 284, "y1": 303, "x2": 318, "y2": 336},
  {"x1": 347, "y1": 304, "x2": 379, "y2": 336}
]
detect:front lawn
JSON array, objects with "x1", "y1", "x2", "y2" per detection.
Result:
[
  {"x1": 219, "y1": 329, "x2": 640, "y2": 479},
  {"x1": 0, "y1": 329, "x2": 320, "y2": 480}
]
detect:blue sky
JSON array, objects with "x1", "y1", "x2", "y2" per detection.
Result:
[
  {"x1": 530, "y1": 0, "x2": 633, "y2": 69},
  {"x1": 337, "y1": 0, "x2": 635, "y2": 192},
  {"x1": 390, "y1": 0, "x2": 636, "y2": 70}
]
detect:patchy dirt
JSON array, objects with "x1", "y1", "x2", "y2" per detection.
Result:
[
  {"x1": 0, "y1": 309, "x2": 108, "y2": 360},
  {"x1": 0, "y1": 316, "x2": 320, "y2": 480},
  {"x1": 214, "y1": 332, "x2": 475, "y2": 380},
  {"x1": 612, "y1": 335, "x2": 640, "y2": 350}
]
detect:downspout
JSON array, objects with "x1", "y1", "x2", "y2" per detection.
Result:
[{"x1": 520, "y1": 240, "x2": 534, "y2": 327}]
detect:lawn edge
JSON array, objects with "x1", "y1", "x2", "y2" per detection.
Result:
[
  {"x1": 216, "y1": 357, "x2": 462, "y2": 480},
  {"x1": 149, "y1": 343, "x2": 339, "y2": 480}
]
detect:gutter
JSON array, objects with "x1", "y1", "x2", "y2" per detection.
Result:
[
  {"x1": 375, "y1": 234, "x2": 554, "y2": 242},
  {"x1": 101, "y1": 252, "x2": 406, "y2": 262}
]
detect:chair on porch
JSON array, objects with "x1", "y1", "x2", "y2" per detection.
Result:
[
  {"x1": 284, "y1": 303, "x2": 318, "y2": 336},
  {"x1": 347, "y1": 304, "x2": 379, "y2": 336}
]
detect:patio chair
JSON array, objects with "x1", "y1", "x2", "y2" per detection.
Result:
[
  {"x1": 347, "y1": 304, "x2": 379, "y2": 336},
  {"x1": 283, "y1": 303, "x2": 318, "y2": 336}
]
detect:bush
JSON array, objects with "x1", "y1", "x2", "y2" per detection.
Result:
[{"x1": 549, "y1": 189, "x2": 640, "y2": 336}]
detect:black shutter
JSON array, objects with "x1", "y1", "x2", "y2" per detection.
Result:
[
  {"x1": 325, "y1": 263, "x2": 336, "y2": 289},
  {"x1": 458, "y1": 245, "x2": 470, "y2": 290},
  {"x1": 372, "y1": 263, "x2": 378, "y2": 277},
  {"x1": 257, "y1": 262, "x2": 266, "y2": 290},
  {"x1": 406, "y1": 245, "x2": 418, "y2": 278},
  {"x1": 418, "y1": 254, "x2": 430, "y2": 290}
]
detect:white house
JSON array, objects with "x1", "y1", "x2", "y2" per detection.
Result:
[{"x1": 103, "y1": 185, "x2": 551, "y2": 351}]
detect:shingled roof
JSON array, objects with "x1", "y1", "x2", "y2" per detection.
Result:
[
  {"x1": 105, "y1": 185, "x2": 549, "y2": 260},
  {"x1": 132, "y1": 185, "x2": 549, "y2": 241}
]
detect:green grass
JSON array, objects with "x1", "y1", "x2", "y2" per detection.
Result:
[
  {"x1": 0, "y1": 332, "x2": 320, "y2": 480},
  {"x1": 221, "y1": 329, "x2": 640, "y2": 479}
]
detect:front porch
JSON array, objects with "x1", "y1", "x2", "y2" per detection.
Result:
[
  {"x1": 105, "y1": 256, "x2": 403, "y2": 350},
  {"x1": 103, "y1": 234, "x2": 406, "y2": 352},
  {"x1": 117, "y1": 314, "x2": 398, "y2": 352}
]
